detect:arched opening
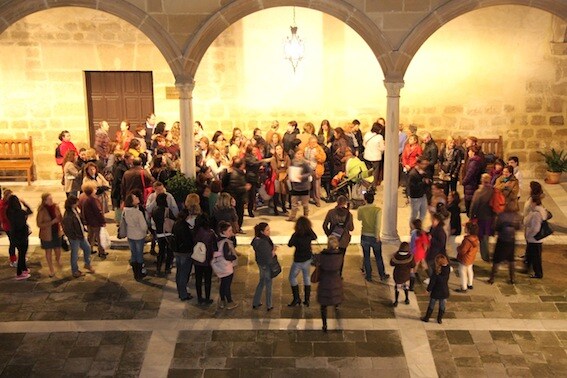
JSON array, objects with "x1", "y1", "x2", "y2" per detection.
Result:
[
  {"x1": 0, "y1": 7, "x2": 178, "y2": 180},
  {"x1": 403, "y1": 5, "x2": 567, "y2": 177},
  {"x1": 192, "y1": 7, "x2": 387, "y2": 134}
]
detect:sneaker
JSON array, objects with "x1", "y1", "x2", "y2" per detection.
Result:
[
  {"x1": 404, "y1": 299, "x2": 410, "y2": 305},
  {"x1": 84, "y1": 265, "x2": 96, "y2": 274},
  {"x1": 218, "y1": 299, "x2": 226, "y2": 309},
  {"x1": 454, "y1": 288, "x2": 467, "y2": 293},
  {"x1": 73, "y1": 271, "x2": 83, "y2": 278},
  {"x1": 9, "y1": 261, "x2": 17, "y2": 268},
  {"x1": 226, "y1": 301, "x2": 239, "y2": 310},
  {"x1": 15, "y1": 273, "x2": 30, "y2": 280},
  {"x1": 467, "y1": 285, "x2": 473, "y2": 290}
]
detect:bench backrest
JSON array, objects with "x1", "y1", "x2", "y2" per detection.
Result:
[{"x1": 0, "y1": 137, "x2": 34, "y2": 159}]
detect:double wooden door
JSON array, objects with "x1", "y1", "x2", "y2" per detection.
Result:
[{"x1": 85, "y1": 71, "x2": 154, "y2": 145}]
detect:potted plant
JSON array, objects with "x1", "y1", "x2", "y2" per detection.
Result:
[
  {"x1": 537, "y1": 148, "x2": 567, "y2": 184},
  {"x1": 165, "y1": 172, "x2": 198, "y2": 208}
]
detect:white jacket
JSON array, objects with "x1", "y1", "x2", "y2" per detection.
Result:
[
  {"x1": 122, "y1": 207, "x2": 148, "y2": 240},
  {"x1": 362, "y1": 131, "x2": 384, "y2": 162},
  {"x1": 524, "y1": 205, "x2": 547, "y2": 243}
]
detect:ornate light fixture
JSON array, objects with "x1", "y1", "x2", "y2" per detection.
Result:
[{"x1": 283, "y1": 7, "x2": 304, "y2": 73}]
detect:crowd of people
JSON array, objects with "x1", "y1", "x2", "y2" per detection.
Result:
[{"x1": 0, "y1": 115, "x2": 553, "y2": 331}]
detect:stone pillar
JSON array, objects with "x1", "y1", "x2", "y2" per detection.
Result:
[
  {"x1": 176, "y1": 79, "x2": 196, "y2": 178},
  {"x1": 381, "y1": 80, "x2": 404, "y2": 243}
]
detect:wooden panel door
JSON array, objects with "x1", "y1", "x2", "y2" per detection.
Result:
[{"x1": 85, "y1": 71, "x2": 154, "y2": 147}]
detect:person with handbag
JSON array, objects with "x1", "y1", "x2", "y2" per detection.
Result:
[
  {"x1": 316, "y1": 236, "x2": 344, "y2": 332},
  {"x1": 270, "y1": 144, "x2": 290, "y2": 215},
  {"x1": 304, "y1": 136, "x2": 326, "y2": 207},
  {"x1": 79, "y1": 184, "x2": 108, "y2": 259},
  {"x1": 286, "y1": 149, "x2": 313, "y2": 222},
  {"x1": 524, "y1": 194, "x2": 548, "y2": 279},
  {"x1": 251, "y1": 222, "x2": 277, "y2": 311},
  {"x1": 322, "y1": 195, "x2": 354, "y2": 277},
  {"x1": 192, "y1": 215, "x2": 216, "y2": 305},
  {"x1": 362, "y1": 122, "x2": 385, "y2": 189},
  {"x1": 61, "y1": 195, "x2": 95, "y2": 278},
  {"x1": 287, "y1": 216, "x2": 317, "y2": 307},
  {"x1": 171, "y1": 205, "x2": 198, "y2": 301},
  {"x1": 6, "y1": 195, "x2": 33, "y2": 280},
  {"x1": 150, "y1": 193, "x2": 176, "y2": 276},
  {"x1": 36, "y1": 192, "x2": 63, "y2": 278},
  {"x1": 214, "y1": 221, "x2": 238, "y2": 310},
  {"x1": 122, "y1": 192, "x2": 149, "y2": 281}
]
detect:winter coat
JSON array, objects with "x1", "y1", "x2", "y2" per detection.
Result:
[
  {"x1": 407, "y1": 168, "x2": 427, "y2": 198},
  {"x1": 63, "y1": 161, "x2": 81, "y2": 193},
  {"x1": 121, "y1": 167, "x2": 153, "y2": 200},
  {"x1": 494, "y1": 210, "x2": 522, "y2": 243},
  {"x1": 462, "y1": 155, "x2": 482, "y2": 201},
  {"x1": 427, "y1": 223, "x2": 447, "y2": 264},
  {"x1": 83, "y1": 173, "x2": 110, "y2": 213},
  {"x1": 289, "y1": 159, "x2": 313, "y2": 193},
  {"x1": 456, "y1": 235, "x2": 479, "y2": 266},
  {"x1": 192, "y1": 226, "x2": 215, "y2": 266},
  {"x1": 172, "y1": 219, "x2": 194, "y2": 255},
  {"x1": 282, "y1": 130, "x2": 300, "y2": 157},
  {"x1": 6, "y1": 204, "x2": 32, "y2": 240},
  {"x1": 427, "y1": 264, "x2": 451, "y2": 300},
  {"x1": 390, "y1": 252, "x2": 415, "y2": 284},
  {"x1": 410, "y1": 229, "x2": 429, "y2": 262},
  {"x1": 56, "y1": 140, "x2": 78, "y2": 166},
  {"x1": 94, "y1": 128, "x2": 111, "y2": 160},
  {"x1": 270, "y1": 153, "x2": 291, "y2": 194},
  {"x1": 362, "y1": 131, "x2": 384, "y2": 162},
  {"x1": 150, "y1": 206, "x2": 176, "y2": 236},
  {"x1": 316, "y1": 249, "x2": 344, "y2": 306},
  {"x1": 251, "y1": 235, "x2": 274, "y2": 267},
  {"x1": 61, "y1": 209, "x2": 85, "y2": 240},
  {"x1": 402, "y1": 144, "x2": 423, "y2": 170},
  {"x1": 228, "y1": 168, "x2": 247, "y2": 202},
  {"x1": 494, "y1": 176, "x2": 519, "y2": 212},
  {"x1": 79, "y1": 195, "x2": 106, "y2": 228},
  {"x1": 421, "y1": 139, "x2": 439, "y2": 176},
  {"x1": 304, "y1": 144, "x2": 326, "y2": 179},
  {"x1": 36, "y1": 205, "x2": 63, "y2": 242},
  {"x1": 122, "y1": 207, "x2": 148, "y2": 240},
  {"x1": 447, "y1": 201, "x2": 461, "y2": 236},
  {"x1": 332, "y1": 137, "x2": 349, "y2": 173},
  {"x1": 111, "y1": 160, "x2": 129, "y2": 207},
  {"x1": 524, "y1": 205, "x2": 547, "y2": 244},
  {"x1": 438, "y1": 146, "x2": 463, "y2": 179},
  {"x1": 322, "y1": 207, "x2": 354, "y2": 249},
  {"x1": 469, "y1": 185, "x2": 494, "y2": 220}
]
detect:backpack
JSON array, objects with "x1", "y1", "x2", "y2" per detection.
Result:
[
  {"x1": 490, "y1": 188, "x2": 506, "y2": 214},
  {"x1": 55, "y1": 144, "x2": 63, "y2": 165},
  {"x1": 192, "y1": 241, "x2": 207, "y2": 263},
  {"x1": 330, "y1": 213, "x2": 350, "y2": 239},
  {"x1": 211, "y1": 239, "x2": 234, "y2": 278}
]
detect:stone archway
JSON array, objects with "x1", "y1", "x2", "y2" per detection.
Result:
[
  {"x1": 394, "y1": 0, "x2": 567, "y2": 78},
  {"x1": 181, "y1": 0, "x2": 394, "y2": 81},
  {"x1": 0, "y1": 0, "x2": 184, "y2": 78}
]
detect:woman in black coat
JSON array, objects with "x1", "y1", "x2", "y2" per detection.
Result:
[
  {"x1": 316, "y1": 236, "x2": 344, "y2": 332},
  {"x1": 421, "y1": 254, "x2": 450, "y2": 324},
  {"x1": 6, "y1": 195, "x2": 33, "y2": 279},
  {"x1": 426, "y1": 213, "x2": 447, "y2": 278},
  {"x1": 462, "y1": 146, "x2": 483, "y2": 214},
  {"x1": 192, "y1": 215, "x2": 216, "y2": 305}
]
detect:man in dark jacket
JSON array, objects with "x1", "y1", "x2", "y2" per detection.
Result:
[
  {"x1": 421, "y1": 132, "x2": 438, "y2": 202},
  {"x1": 408, "y1": 157, "x2": 431, "y2": 227},
  {"x1": 322, "y1": 195, "x2": 354, "y2": 277},
  {"x1": 61, "y1": 195, "x2": 95, "y2": 277},
  {"x1": 228, "y1": 158, "x2": 250, "y2": 231},
  {"x1": 282, "y1": 121, "x2": 301, "y2": 159},
  {"x1": 111, "y1": 152, "x2": 132, "y2": 221},
  {"x1": 79, "y1": 184, "x2": 107, "y2": 258},
  {"x1": 121, "y1": 157, "x2": 154, "y2": 203}
]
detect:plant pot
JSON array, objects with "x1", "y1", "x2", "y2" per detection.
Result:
[{"x1": 544, "y1": 171, "x2": 562, "y2": 184}]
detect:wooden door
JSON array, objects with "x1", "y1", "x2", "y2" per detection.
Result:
[{"x1": 85, "y1": 71, "x2": 154, "y2": 146}]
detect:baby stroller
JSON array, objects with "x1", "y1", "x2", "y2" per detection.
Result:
[{"x1": 330, "y1": 156, "x2": 374, "y2": 209}]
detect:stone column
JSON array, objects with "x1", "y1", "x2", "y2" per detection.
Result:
[
  {"x1": 381, "y1": 80, "x2": 404, "y2": 243},
  {"x1": 176, "y1": 79, "x2": 196, "y2": 178}
]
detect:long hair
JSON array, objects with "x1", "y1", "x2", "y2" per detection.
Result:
[
  {"x1": 295, "y1": 216, "x2": 313, "y2": 237},
  {"x1": 435, "y1": 254, "x2": 449, "y2": 275},
  {"x1": 62, "y1": 150, "x2": 76, "y2": 166},
  {"x1": 254, "y1": 222, "x2": 269, "y2": 238}
]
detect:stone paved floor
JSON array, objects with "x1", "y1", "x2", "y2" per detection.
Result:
[{"x1": 0, "y1": 180, "x2": 566, "y2": 377}]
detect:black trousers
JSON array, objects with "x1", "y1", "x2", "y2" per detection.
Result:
[
  {"x1": 235, "y1": 196, "x2": 245, "y2": 228},
  {"x1": 526, "y1": 243, "x2": 543, "y2": 278},
  {"x1": 195, "y1": 265, "x2": 213, "y2": 301},
  {"x1": 220, "y1": 273, "x2": 234, "y2": 302},
  {"x1": 15, "y1": 238, "x2": 29, "y2": 276}
]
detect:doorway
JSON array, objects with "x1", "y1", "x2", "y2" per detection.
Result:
[{"x1": 85, "y1": 71, "x2": 154, "y2": 146}]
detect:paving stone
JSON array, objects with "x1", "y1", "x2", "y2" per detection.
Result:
[
  {"x1": 167, "y1": 369, "x2": 203, "y2": 378},
  {"x1": 445, "y1": 330, "x2": 474, "y2": 345},
  {"x1": 355, "y1": 342, "x2": 404, "y2": 357},
  {"x1": 272, "y1": 341, "x2": 313, "y2": 357},
  {"x1": 63, "y1": 357, "x2": 94, "y2": 373},
  {"x1": 313, "y1": 342, "x2": 356, "y2": 357},
  {"x1": 271, "y1": 368, "x2": 340, "y2": 378},
  {"x1": 211, "y1": 330, "x2": 256, "y2": 342},
  {"x1": 174, "y1": 342, "x2": 206, "y2": 358},
  {"x1": 327, "y1": 357, "x2": 373, "y2": 369},
  {"x1": 232, "y1": 342, "x2": 273, "y2": 357}
]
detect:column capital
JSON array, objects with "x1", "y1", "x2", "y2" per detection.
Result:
[
  {"x1": 175, "y1": 77, "x2": 195, "y2": 99},
  {"x1": 383, "y1": 80, "x2": 404, "y2": 97}
]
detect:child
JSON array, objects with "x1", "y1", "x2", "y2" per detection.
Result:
[
  {"x1": 409, "y1": 219, "x2": 429, "y2": 291},
  {"x1": 215, "y1": 221, "x2": 238, "y2": 309},
  {"x1": 421, "y1": 254, "x2": 450, "y2": 324},
  {"x1": 455, "y1": 222, "x2": 479, "y2": 293},
  {"x1": 447, "y1": 191, "x2": 462, "y2": 258},
  {"x1": 390, "y1": 242, "x2": 415, "y2": 307}
]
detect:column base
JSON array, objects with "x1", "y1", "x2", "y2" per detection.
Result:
[{"x1": 380, "y1": 234, "x2": 400, "y2": 244}]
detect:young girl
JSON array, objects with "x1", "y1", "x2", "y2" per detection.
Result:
[
  {"x1": 287, "y1": 216, "x2": 317, "y2": 307},
  {"x1": 455, "y1": 222, "x2": 479, "y2": 293},
  {"x1": 216, "y1": 221, "x2": 238, "y2": 310},
  {"x1": 409, "y1": 219, "x2": 429, "y2": 290},
  {"x1": 390, "y1": 242, "x2": 415, "y2": 306},
  {"x1": 447, "y1": 191, "x2": 462, "y2": 257},
  {"x1": 421, "y1": 254, "x2": 450, "y2": 324}
]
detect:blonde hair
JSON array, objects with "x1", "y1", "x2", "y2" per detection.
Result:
[
  {"x1": 481, "y1": 173, "x2": 491, "y2": 184},
  {"x1": 327, "y1": 235, "x2": 339, "y2": 250},
  {"x1": 184, "y1": 193, "x2": 200, "y2": 208},
  {"x1": 214, "y1": 192, "x2": 233, "y2": 210}
]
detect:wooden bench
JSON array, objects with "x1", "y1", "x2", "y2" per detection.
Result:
[{"x1": 0, "y1": 137, "x2": 34, "y2": 185}]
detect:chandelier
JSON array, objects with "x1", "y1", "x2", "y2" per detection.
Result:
[{"x1": 283, "y1": 7, "x2": 304, "y2": 73}]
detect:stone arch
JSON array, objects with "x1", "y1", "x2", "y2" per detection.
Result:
[
  {"x1": 0, "y1": 0, "x2": 184, "y2": 78},
  {"x1": 182, "y1": 0, "x2": 394, "y2": 81},
  {"x1": 395, "y1": 0, "x2": 567, "y2": 78}
]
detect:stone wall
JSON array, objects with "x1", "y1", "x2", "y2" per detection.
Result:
[{"x1": 0, "y1": 8, "x2": 177, "y2": 180}]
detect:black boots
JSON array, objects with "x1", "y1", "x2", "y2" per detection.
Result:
[
  {"x1": 321, "y1": 306, "x2": 327, "y2": 332},
  {"x1": 288, "y1": 285, "x2": 301, "y2": 307},
  {"x1": 131, "y1": 262, "x2": 147, "y2": 281},
  {"x1": 421, "y1": 307, "x2": 433, "y2": 322},
  {"x1": 409, "y1": 276, "x2": 416, "y2": 291},
  {"x1": 437, "y1": 309, "x2": 445, "y2": 324},
  {"x1": 393, "y1": 289, "x2": 399, "y2": 307},
  {"x1": 404, "y1": 288, "x2": 410, "y2": 305},
  {"x1": 303, "y1": 285, "x2": 311, "y2": 307}
]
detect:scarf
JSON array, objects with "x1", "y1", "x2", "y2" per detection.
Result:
[{"x1": 46, "y1": 204, "x2": 58, "y2": 233}]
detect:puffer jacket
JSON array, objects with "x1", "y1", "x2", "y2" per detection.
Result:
[
  {"x1": 462, "y1": 155, "x2": 482, "y2": 201},
  {"x1": 390, "y1": 251, "x2": 415, "y2": 284},
  {"x1": 456, "y1": 235, "x2": 479, "y2": 265},
  {"x1": 316, "y1": 249, "x2": 344, "y2": 306}
]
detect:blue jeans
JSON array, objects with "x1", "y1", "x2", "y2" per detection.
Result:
[
  {"x1": 428, "y1": 298, "x2": 446, "y2": 312},
  {"x1": 361, "y1": 235, "x2": 386, "y2": 280},
  {"x1": 253, "y1": 265, "x2": 272, "y2": 308},
  {"x1": 69, "y1": 238, "x2": 92, "y2": 274},
  {"x1": 128, "y1": 238, "x2": 145, "y2": 264},
  {"x1": 289, "y1": 260, "x2": 312, "y2": 286},
  {"x1": 175, "y1": 254, "x2": 193, "y2": 300},
  {"x1": 410, "y1": 195, "x2": 428, "y2": 226}
]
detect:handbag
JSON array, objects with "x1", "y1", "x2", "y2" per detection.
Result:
[
  {"x1": 270, "y1": 255, "x2": 282, "y2": 278},
  {"x1": 310, "y1": 253, "x2": 320, "y2": 283},
  {"x1": 99, "y1": 226, "x2": 111, "y2": 250},
  {"x1": 61, "y1": 235, "x2": 70, "y2": 252},
  {"x1": 118, "y1": 214, "x2": 127, "y2": 239},
  {"x1": 534, "y1": 220, "x2": 553, "y2": 241},
  {"x1": 140, "y1": 171, "x2": 153, "y2": 204},
  {"x1": 163, "y1": 208, "x2": 175, "y2": 234}
]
